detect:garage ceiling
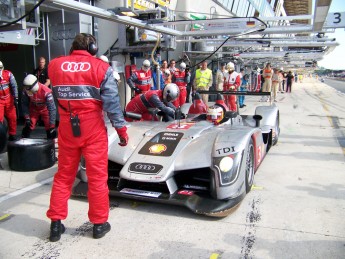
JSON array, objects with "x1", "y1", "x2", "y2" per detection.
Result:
[{"x1": 283, "y1": 0, "x2": 312, "y2": 24}]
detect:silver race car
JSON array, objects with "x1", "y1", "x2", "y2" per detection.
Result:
[{"x1": 73, "y1": 93, "x2": 280, "y2": 217}]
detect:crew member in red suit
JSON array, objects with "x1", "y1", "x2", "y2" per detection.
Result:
[
  {"x1": 21, "y1": 74, "x2": 57, "y2": 139},
  {"x1": 127, "y1": 59, "x2": 152, "y2": 97},
  {"x1": 125, "y1": 83, "x2": 179, "y2": 122},
  {"x1": 171, "y1": 62, "x2": 190, "y2": 108},
  {"x1": 47, "y1": 33, "x2": 128, "y2": 242},
  {"x1": 223, "y1": 62, "x2": 241, "y2": 112},
  {"x1": 0, "y1": 60, "x2": 18, "y2": 141}
]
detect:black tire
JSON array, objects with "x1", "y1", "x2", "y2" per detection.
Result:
[
  {"x1": 245, "y1": 139, "x2": 255, "y2": 193},
  {"x1": 272, "y1": 113, "x2": 280, "y2": 146},
  {"x1": 0, "y1": 120, "x2": 8, "y2": 153},
  {"x1": 7, "y1": 138, "x2": 56, "y2": 171}
]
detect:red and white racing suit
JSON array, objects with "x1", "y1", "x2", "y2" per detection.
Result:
[
  {"x1": 21, "y1": 83, "x2": 56, "y2": 130},
  {"x1": 0, "y1": 69, "x2": 18, "y2": 135},
  {"x1": 171, "y1": 70, "x2": 190, "y2": 108},
  {"x1": 223, "y1": 71, "x2": 241, "y2": 112},
  {"x1": 127, "y1": 69, "x2": 152, "y2": 97},
  {"x1": 125, "y1": 90, "x2": 175, "y2": 122},
  {"x1": 47, "y1": 50, "x2": 126, "y2": 224}
]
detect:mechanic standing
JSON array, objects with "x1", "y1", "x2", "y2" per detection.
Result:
[
  {"x1": 127, "y1": 59, "x2": 152, "y2": 97},
  {"x1": 125, "y1": 83, "x2": 179, "y2": 122},
  {"x1": 223, "y1": 62, "x2": 241, "y2": 112},
  {"x1": 21, "y1": 74, "x2": 56, "y2": 139},
  {"x1": 171, "y1": 62, "x2": 190, "y2": 107},
  {"x1": 193, "y1": 60, "x2": 213, "y2": 106},
  {"x1": 46, "y1": 33, "x2": 128, "y2": 242},
  {"x1": 0, "y1": 60, "x2": 19, "y2": 141}
]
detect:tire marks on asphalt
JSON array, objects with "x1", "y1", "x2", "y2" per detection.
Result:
[{"x1": 240, "y1": 197, "x2": 261, "y2": 258}]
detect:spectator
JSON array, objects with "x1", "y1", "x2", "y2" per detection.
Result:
[
  {"x1": 152, "y1": 64, "x2": 165, "y2": 90},
  {"x1": 168, "y1": 59, "x2": 179, "y2": 74},
  {"x1": 0, "y1": 60, "x2": 18, "y2": 141},
  {"x1": 261, "y1": 62, "x2": 273, "y2": 101},
  {"x1": 271, "y1": 69, "x2": 280, "y2": 102},
  {"x1": 193, "y1": 61, "x2": 213, "y2": 105},
  {"x1": 160, "y1": 60, "x2": 171, "y2": 85},
  {"x1": 239, "y1": 71, "x2": 249, "y2": 108},
  {"x1": 216, "y1": 62, "x2": 227, "y2": 91},
  {"x1": 21, "y1": 74, "x2": 57, "y2": 139},
  {"x1": 47, "y1": 33, "x2": 128, "y2": 242},
  {"x1": 285, "y1": 71, "x2": 294, "y2": 93},
  {"x1": 33, "y1": 57, "x2": 50, "y2": 87}
]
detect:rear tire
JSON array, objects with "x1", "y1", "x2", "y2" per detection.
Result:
[
  {"x1": 7, "y1": 138, "x2": 56, "y2": 171},
  {"x1": 245, "y1": 139, "x2": 255, "y2": 193}
]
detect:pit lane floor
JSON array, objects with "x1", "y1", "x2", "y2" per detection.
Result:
[{"x1": 0, "y1": 78, "x2": 344, "y2": 259}]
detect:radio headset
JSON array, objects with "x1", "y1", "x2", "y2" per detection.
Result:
[{"x1": 82, "y1": 33, "x2": 98, "y2": 56}]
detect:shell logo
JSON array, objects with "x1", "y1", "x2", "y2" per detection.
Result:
[{"x1": 149, "y1": 144, "x2": 167, "y2": 154}]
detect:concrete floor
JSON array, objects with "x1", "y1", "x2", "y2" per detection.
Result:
[{"x1": 0, "y1": 77, "x2": 344, "y2": 259}]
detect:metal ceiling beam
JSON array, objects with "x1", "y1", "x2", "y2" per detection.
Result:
[
  {"x1": 47, "y1": 0, "x2": 182, "y2": 36},
  {"x1": 313, "y1": 0, "x2": 333, "y2": 31}
]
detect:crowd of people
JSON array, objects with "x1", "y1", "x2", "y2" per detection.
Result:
[{"x1": 0, "y1": 32, "x2": 304, "y2": 243}]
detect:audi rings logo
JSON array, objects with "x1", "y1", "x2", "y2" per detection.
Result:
[
  {"x1": 129, "y1": 163, "x2": 163, "y2": 175},
  {"x1": 61, "y1": 62, "x2": 91, "y2": 72}
]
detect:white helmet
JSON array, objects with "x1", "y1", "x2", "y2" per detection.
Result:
[
  {"x1": 163, "y1": 83, "x2": 179, "y2": 102},
  {"x1": 226, "y1": 62, "x2": 235, "y2": 71},
  {"x1": 180, "y1": 62, "x2": 186, "y2": 69},
  {"x1": 164, "y1": 69, "x2": 170, "y2": 76},
  {"x1": 0, "y1": 61, "x2": 3, "y2": 69},
  {"x1": 23, "y1": 74, "x2": 39, "y2": 93},
  {"x1": 143, "y1": 59, "x2": 151, "y2": 67},
  {"x1": 99, "y1": 55, "x2": 109, "y2": 63}
]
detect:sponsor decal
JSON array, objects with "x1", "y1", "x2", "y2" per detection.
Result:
[
  {"x1": 139, "y1": 132, "x2": 184, "y2": 156},
  {"x1": 215, "y1": 146, "x2": 235, "y2": 155},
  {"x1": 182, "y1": 184, "x2": 208, "y2": 190},
  {"x1": 129, "y1": 162, "x2": 163, "y2": 174},
  {"x1": 61, "y1": 62, "x2": 91, "y2": 72},
  {"x1": 149, "y1": 144, "x2": 167, "y2": 154},
  {"x1": 178, "y1": 190, "x2": 194, "y2": 196},
  {"x1": 120, "y1": 188, "x2": 161, "y2": 198},
  {"x1": 257, "y1": 146, "x2": 262, "y2": 164}
]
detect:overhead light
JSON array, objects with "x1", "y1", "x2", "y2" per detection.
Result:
[{"x1": 108, "y1": 7, "x2": 138, "y2": 17}]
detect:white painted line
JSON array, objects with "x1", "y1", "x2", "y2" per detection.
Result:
[{"x1": 0, "y1": 177, "x2": 53, "y2": 203}]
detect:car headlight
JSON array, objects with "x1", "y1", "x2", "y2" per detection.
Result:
[{"x1": 219, "y1": 156, "x2": 234, "y2": 172}]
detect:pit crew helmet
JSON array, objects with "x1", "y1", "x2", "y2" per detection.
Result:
[
  {"x1": 163, "y1": 83, "x2": 179, "y2": 102},
  {"x1": 180, "y1": 62, "x2": 186, "y2": 70},
  {"x1": 0, "y1": 61, "x2": 3, "y2": 70},
  {"x1": 99, "y1": 55, "x2": 109, "y2": 63},
  {"x1": 226, "y1": 62, "x2": 235, "y2": 71},
  {"x1": 23, "y1": 74, "x2": 39, "y2": 93},
  {"x1": 164, "y1": 69, "x2": 170, "y2": 76},
  {"x1": 206, "y1": 105, "x2": 224, "y2": 125}
]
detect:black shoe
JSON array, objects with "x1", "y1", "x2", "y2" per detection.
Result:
[
  {"x1": 8, "y1": 135, "x2": 18, "y2": 141},
  {"x1": 239, "y1": 105, "x2": 244, "y2": 108},
  {"x1": 243, "y1": 104, "x2": 246, "y2": 107},
  {"x1": 93, "y1": 222, "x2": 111, "y2": 239},
  {"x1": 49, "y1": 220, "x2": 65, "y2": 242}
]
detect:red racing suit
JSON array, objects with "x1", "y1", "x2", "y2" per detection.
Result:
[
  {"x1": 47, "y1": 50, "x2": 126, "y2": 224},
  {"x1": 127, "y1": 69, "x2": 152, "y2": 97},
  {"x1": 125, "y1": 90, "x2": 175, "y2": 122},
  {"x1": 171, "y1": 70, "x2": 190, "y2": 108},
  {"x1": 223, "y1": 71, "x2": 241, "y2": 111},
  {"x1": 0, "y1": 69, "x2": 18, "y2": 135},
  {"x1": 21, "y1": 83, "x2": 56, "y2": 130}
]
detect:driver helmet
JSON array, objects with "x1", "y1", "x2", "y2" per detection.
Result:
[
  {"x1": 206, "y1": 105, "x2": 224, "y2": 125},
  {"x1": 163, "y1": 83, "x2": 179, "y2": 102},
  {"x1": 23, "y1": 74, "x2": 39, "y2": 93}
]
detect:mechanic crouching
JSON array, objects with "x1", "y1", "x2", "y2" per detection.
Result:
[
  {"x1": 46, "y1": 33, "x2": 128, "y2": 242},
  {"x1": 125, "y1": 83, "x2": 180, "y2": 122},
  {"x1": 21, "y1": 74, "x2": 57, "y2": 139}
]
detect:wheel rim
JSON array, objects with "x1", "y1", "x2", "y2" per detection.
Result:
[{"x1": 246, "y1": 144, "x2": 254, "y2": 187}]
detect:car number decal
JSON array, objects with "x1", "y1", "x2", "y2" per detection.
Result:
[{"x1": 167, "y1": 122, "x2": 195, "y2": 129}]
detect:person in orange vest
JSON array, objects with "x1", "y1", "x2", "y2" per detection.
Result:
[
  {"x1": 261, "y1": 62, "x2": 273, "y2": 102},
  {"x1": 223, "y1": 62, "x2": 241, "y2": 112},
  {"x1": 127, "y1": 59, "x2": 152, "y2": 97},
  {"x1": 171, "y1": 62, "x2": 190, "y2": 107},
  {"x1": 0, "y1": 60, "x2": 18, "y2": 141}
]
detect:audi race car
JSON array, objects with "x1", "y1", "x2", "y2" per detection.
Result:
[{"x1": 73, "y1": 92, "x2": 280, "y2": 217}]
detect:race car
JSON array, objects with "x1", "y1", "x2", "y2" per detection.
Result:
[{"x1": 73, "y1": 92, "x2": 280, "y2": 217}]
